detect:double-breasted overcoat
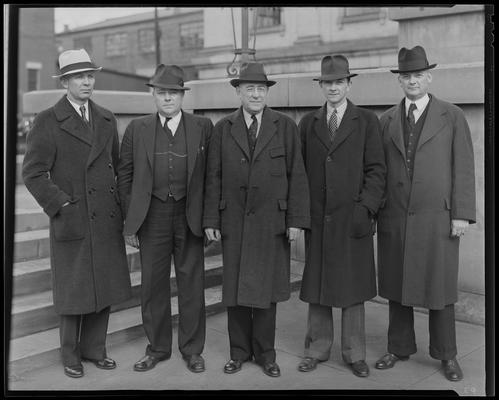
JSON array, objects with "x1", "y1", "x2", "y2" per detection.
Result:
[
  {"x1": 299, "y1": 101, "x2": 386, "y2": 307},
  {"x1": 203, "y1": 107, "x2": 310, "y2": 309},
  {"x1": 377, "y1": 95, "x2": 476, "y2": 310},
  {"x1": 22, "y1": 96, "x2": 132, "y2": 315}
]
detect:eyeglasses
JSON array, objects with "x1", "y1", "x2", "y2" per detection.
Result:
[{"x1": 242, "y1": 86, "x2": 267, "y2": 95}]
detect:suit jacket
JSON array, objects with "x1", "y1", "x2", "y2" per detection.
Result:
[
  {"x1": 377, "y1": 95, "x2": 476, "y2": 309},
  {"x1": 22, "y1": 96, "x2": 132, "y2": 314},
  {"x1": 117, "y1": 111, "x2": 213, "y2": 237}
]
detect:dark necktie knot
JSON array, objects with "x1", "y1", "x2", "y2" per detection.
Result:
[{"x1": 407, "y1": 103, "x2": 417, "y2": 128}]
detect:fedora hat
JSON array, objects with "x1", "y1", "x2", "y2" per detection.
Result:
[
  {"x1": 52, "y1": 49, "x2": 102, "y2": 78},
  {"x1": 146, "y1": 64, "x2": 190, "y2": 91},
  {"x1": 230, "y1": 62, "x2": 276, "y2": 87},
  {"x1": 313, "y1": 55, "x2": 358, "y2": 81},
  {"x1": 390, "y1": 45, "x2": 437, "y2": 73}
]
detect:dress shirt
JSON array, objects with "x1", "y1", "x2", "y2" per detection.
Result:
[
  {"x1": 405, "y1": 94, "x2": 430, "y2": 123},
  {"x1": 159, "y1": 110, "x2": 182, "y2": 135},
  {"x1": 243, "y1": 109, "x2": 263, "y2": 137},
  {"x1": 327, "y1": 99, "x2": 348, "y2": 128}
]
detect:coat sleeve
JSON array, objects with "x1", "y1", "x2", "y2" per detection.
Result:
[
  {"x1": 22, "y1": 112, "x2": 71, "y2": 218},
  {"x1": 285, "y1": 117, "x2": 311, "y2": 229},
  {"x1": 359, "y1": 112, "x2": 387, "y2": 214},
  {"x1": 450, "y1": 106, "x2": 476, "y2": 223},
  {"x1": 203, "y1": 121, "x2": 223, "y2": 230},
  {"x1": 116, "y1": 122, "x2": 134, "y2": 219}
]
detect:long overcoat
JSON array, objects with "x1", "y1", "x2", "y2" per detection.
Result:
[
  {"x1": 116, "y1": 111, "x2": 213, "y2": 237},
  {"x1": 203, "y1": 107, "x2": 310, "y2": 309},
  {"x1": 377, "y1": 95, "x2": 476, "y2": 310},
  {"x1": 299, "y1": 101, "x2": 386, "y2": 307},
  {"x1": 22, "y1": 96, "x2": 132, "y2": 315}
]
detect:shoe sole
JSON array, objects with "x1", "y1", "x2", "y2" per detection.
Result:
[
  {"x1": 263, "y1": 371, "x2": 281, "y2": 378},
  {"x1": 64, "y1": 372, "x2": 84, "y2": 378},
  {"x1": 223, "y1": 367, "x2": 242, "y2": 374}
]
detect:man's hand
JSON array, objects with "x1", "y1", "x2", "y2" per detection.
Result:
[
  {"x1": 451, "y1": 219, "x2": 469, "y2": 238},
  {"x1": 124, "y1": 234, "x2": 139, "y2": 248},
  {"x1": 205, "y1": 228, "x2": 221, "y2": 242},
  {"x1": 287, "y1": 227, "x2": 301, "y2": 243}
]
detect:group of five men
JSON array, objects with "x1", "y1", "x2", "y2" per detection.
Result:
[{"x1": 22, "y1": 45, "x2": 475, "y2": 384}]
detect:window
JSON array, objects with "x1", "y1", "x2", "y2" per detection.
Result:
[
  {"x1": 256, "y1": 7, "x2": 282, "y2": 29},
  {"x1": 180, "y1": 21, "x2": 203, "y2": 49},
  {"x1": 26, "y1": 61, "x2": 41, "y2": 91},
  {"x1": 138, "y1": 29, "x2": 155, "y2": 54},
  {"x1": 73, "y1": 36, "x2": 92, "y2": 53},
  {"x1": 105, "y1": 33, "x2": 128, "y2": 57},
  {"x1": 342, "y1": 7, "x2": 382, "y2": 22}
]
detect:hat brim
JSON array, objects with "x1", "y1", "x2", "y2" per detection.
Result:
[
  {"x1": 313, "y1": 73, "x2": 358, "y2": 81},
  {"x1": 390, "y1": 63, "x2": 437, "y2": 73},
  {"x1": 52, "y1": 66, "x2": 102, "y2": 78},
  {"x1": 146, "y1": 83, "x2": 191, "y2": 91},
  {"x1": 230, "y1": 79, "x2": 276, "y2": 88}
]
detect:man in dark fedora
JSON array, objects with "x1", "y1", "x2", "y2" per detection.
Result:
[
  {"x1": 203, "y1": 62, "x2": 310, "y2": 377},
  {"x1": 117, "y1": 64, "x2": 213, "y2": 373},
  {"x1": 296, "y1": 55, "x2": 385, "y2": 378},
  {"x1": 375, "y1": 45, "x2": 476, "y2": 382},
  {"x1": 22, "y1": 49, "x2": 132, "y2": 378}
]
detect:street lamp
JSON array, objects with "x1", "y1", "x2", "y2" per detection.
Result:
[
  {"x1": 154, "y1": 7, "x2": 161, "y2": 65},
  {"x1": 227, "y1": 7, "x2": 257, "y2": 76}
]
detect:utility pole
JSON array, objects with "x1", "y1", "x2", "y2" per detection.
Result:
[{"x1": 154, "y1": 7, "x2": 161, "y2": 65}]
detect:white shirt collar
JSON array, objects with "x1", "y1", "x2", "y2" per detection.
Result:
[
  {"x1": 405, "y1": 94, "x2": 430, "y2": 115},
  {"x1": 158, "y1": 110, "x2": 182, "y2": 134},
  {"x1": 66, "y1": 97, "x2": 90, "y2": 119}
]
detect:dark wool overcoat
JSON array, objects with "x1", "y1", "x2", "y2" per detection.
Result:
[
  {"x1": 298, "y1": 101, "x2": 386, "y2": 307},
  {"x1": 203, "y1": 107, "x2": 310, "y2": 309},
  {"x1": 377, "y1": 95, "x2": 476, "y2": 310},
  {"x1": 22, "y1": 96, "x2": 132, "y2": 315},
  {"x1": 116, "y1": 111, "x2": 213, "y2": 237}
]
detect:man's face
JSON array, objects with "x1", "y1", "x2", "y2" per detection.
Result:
[
  {"x1": 319, "y1": 78, "x2": 351, "y2": 107},
  {"x1": 61, "y1": 72, "x2": 95, "y2": 104},
  {"x1": 153, "y1": 88, "x2": 184, "y2": 117},
  {"x1": 236, "y1": 82, "x2": 269, "y2": 114},
  {"x1": 398, "y1": 71, "x2": 432, "y2": 101}
]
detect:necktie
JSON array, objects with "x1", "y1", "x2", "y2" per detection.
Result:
[
  {"x1": 248, "y1": 115, "x2": 258, "y2": 154},
  {"x1": 328, "y1": 108, "x2": 338, "y2": 142},
  {"x1": 407, "y1": 103, "x2": 417, "y2": 130},
  {"x1": 79, "y1": 105, "x2": 88, "y2": 124},
  {"x1": 163, "y1": 117, "x2": 172, "y2": 135}
]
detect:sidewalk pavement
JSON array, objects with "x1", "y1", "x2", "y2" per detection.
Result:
[{"x1": 7, "y1": 291, "x2": 486, "y2": 395}]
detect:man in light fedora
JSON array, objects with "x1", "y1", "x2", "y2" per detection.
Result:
[
  {"x1": 22, "y1": 49, "x2": 132, "y2": 378},
  {"x1": 203, "y1": 62, "x2": 310, "y2": 377},
  {"x1": 117, "y1": 64, "x2": 213, "y2": 373},
  {"x1": 296, "y1": 55, "x2": 386, "y2": 378},
  {"x1": 374, "y1": 45, "x2": 476, "y2": 382}
]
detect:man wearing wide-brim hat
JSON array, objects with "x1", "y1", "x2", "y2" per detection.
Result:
[
  {"x1": 203, "y1": 62, "x2": 310, "y2": 378},
  {"x1": 296, "y1": 54, "x2": 386, "y2": 378},
  {"x1": 375, "y1": 45, "x2": 476, "y2": 382},
  {"x1": 117, "y1": 64, "x2": 213, "y2": 374},
  {"x1": 22, "y1": 49, "x2": 132, "y2": 378}
]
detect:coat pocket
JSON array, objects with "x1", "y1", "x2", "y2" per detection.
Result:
[
  {"x1": 276, "y1": 199, "x2": 287, "y2": 234},
  {"x1": 52, "y1": 199, "x2": 85, "y2": 241},
  {"x1": 350, "y1": 203, "x2": 372, "y2": 238},
  {"x1": 270, "y1": 146, "x2": 286, "y2": 176}
]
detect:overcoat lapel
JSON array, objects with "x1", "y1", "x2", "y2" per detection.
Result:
[
  {"x1": 229, "y1": 109, "x2": 251, "y2": 159},
  {"x1": 329, "y1": 101, "x2": 357, "y2": 154},
  {"x1": 252, "y1": 107, "x2": 277, "y2": 160},
  {"x1": 86, "y1": 101, "x2": 113, "y2": 167},
  {"x1": 140, "y1": 115, "x2": 157, "y2": 170},
  {"x1": 416, "y1": 96, "x2": 447, "y2": 151},
  {"x1": 54, "y1": 96, "x2": 93, "y2": 147},
  {"x1": 183, "y1": 112, "x2": 202, "y2": 187},
  {"x1": 388, "y1": 101, "x2": 406, "y2": 158},
  {"x1": 313, "y1": 105, "x2": 332, "y2": 151}
]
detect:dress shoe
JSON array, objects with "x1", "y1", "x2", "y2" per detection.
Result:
[
  {"x1": 262, "y1": 361, "x2": 281, "y2": 378},
  {"x1": 442, "y1": 358, "x2": 463, "y2": 382},
  {"x1": 64, "y1": 364, "x2": 84, "y2": 378},
  {"x1": 298, "y1": 357, "x2": 323, "y2": 372},
  {"x1": 223, "y1": 359, "x2": 243, "y2": 374},
  {"x1": 133, "y1": 354, "x2": 165, "y2": 372},
  {"x1": 184, "y1": 354, "x2": 205, "y2": 373},
  {"x1": 375, "y1": 352, "x2": 409, "y2": 369},
  {"x1": 349, "y1": 360, "x2": 370, "y2": 377},
  {"x1": 82, "y1": 357, "x2": 116, "y2": 370}
]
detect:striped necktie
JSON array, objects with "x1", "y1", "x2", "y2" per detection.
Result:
[{"x1": 79, "y1": 105, "x2": 88, "y2": 124}]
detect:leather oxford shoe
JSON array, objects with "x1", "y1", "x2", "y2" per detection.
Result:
[
  {"x1": 224, "y1": 359, "x2": 243, "y2": 374},
  {"x1": 64, "y1": 364, "x2": 84, "y2": 378},
  {"x1": 82, "y1": 357, "x2": 116, "y2": 370},
  {"x1": 184, "y1": 354, "x2": 205, "y2": 373},
  {"x1": 442, "y1": 358, "x2": 463, "y2": 382},
  {"x1": 375, "y1": 352, "x2": 410, "y2": 369},
  {"x1": 298, "y1": 357, "x2": 323, "y2": 372},
  {"x1": 349, "y1": 360, "x2": 370, "y2": 377},
  {"x1": 133, "y1": 354, "x2": 165, "y2": 372},
  {"x1": 262, "y1": 361, "x2": 281, "y2": 378}
]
